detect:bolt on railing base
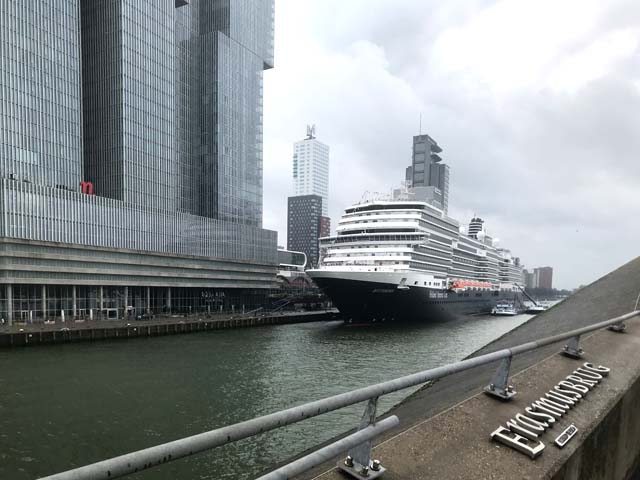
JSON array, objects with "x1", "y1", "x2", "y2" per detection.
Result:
[
  {"x1": 562, "y1": 335, "x2": 584, "y2": 359},
  {"x1": 483, "y1": 383, "x2": 516, "y2": 401},
  {"x1": 338, "y1": 458, "x2": 386, "y2": 480},
  {"x1": 608, "y1": 322, "x2": 626, "y2": 333}
]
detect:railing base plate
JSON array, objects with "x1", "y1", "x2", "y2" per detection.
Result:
[
  {"x1": 338, "y1": 461, "x2": 386, "y2": 479},
  {"x1": 483, "y1": 386, "x2": 517, "y2": 401},
  {"x1": 608, "y1": 323, "x2": 626, "y2": 333},
  {"x1": 562, "y1": 348, "x2": 584, "y2": 359}
]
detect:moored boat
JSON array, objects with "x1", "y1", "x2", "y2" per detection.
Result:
[{"x1": 491, "y1": 303, "x2": 518, "y2": 316}]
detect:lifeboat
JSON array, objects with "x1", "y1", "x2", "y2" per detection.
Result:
[{"x1": 449, "y1": 280, "x2": 492, "y2": 290}]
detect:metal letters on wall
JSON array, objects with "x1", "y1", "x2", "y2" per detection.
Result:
[{"x1": 490, "y1": 362, "x2": 610, "y2": 458}]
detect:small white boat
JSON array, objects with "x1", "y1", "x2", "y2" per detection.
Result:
[
  {"x1": 491, "y1": 303, "x2": 518, "y2": 316},
  {"x1": 525, "y1": 304, "x2": 547, "y2": 314}
]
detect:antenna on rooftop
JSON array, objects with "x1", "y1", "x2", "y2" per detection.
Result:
[
  {"x1": 306, "y1": 124, "x2": 316, "y2": 140},
  {"x1": 419, "y1": 113, "x2": 422, "y2": 135}
]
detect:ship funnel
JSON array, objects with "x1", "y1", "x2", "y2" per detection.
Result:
[{"x1": 468, "y1": 217, "x2": 484, "y2": 239}]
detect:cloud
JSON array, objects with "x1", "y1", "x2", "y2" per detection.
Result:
[{"x1": 263, "y1": 0, "x2": 640, "y2": 289}]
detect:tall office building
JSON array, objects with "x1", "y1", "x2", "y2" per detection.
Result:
[
  {"x1": 287, "y1": 195, "x2": 324, "y2": 268},
  {"x1": 292, "y1": 125, "x2": 330, "y2": 217},
  {"x1": 0, "y1": 1, "x2": 277, "y2": 323},
  {"x1": 406, "y1": 134, "x2": 450, "y2": 213}
]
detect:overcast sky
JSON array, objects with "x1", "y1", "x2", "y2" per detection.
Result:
[{"x1": 262, "y1": 0, "x2": 640, "y2": 290}]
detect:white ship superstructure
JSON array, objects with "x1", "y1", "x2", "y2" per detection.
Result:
[{"x1": 309, "y1": 187, "x2": 525, "y2": 323}]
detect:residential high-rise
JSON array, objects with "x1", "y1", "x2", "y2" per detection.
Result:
[
  {"x1": 406, "y1": 134, "x2": 450, "y2": 212},
  {"x1": 0, "y1": 1, "x2": 277, "y2": 324},
  {"x1": 534, "y1": 267, "x2": 554, "y2": 289},
  {"x1": 292, "y1": 125, "x2": 330, "y2": 217},
  {"x1": 524, "y1": 267, "x2": 553, "y2": 289},
  {"x1": 287, "y1": 195, "x2": 324, "y2": 268}
]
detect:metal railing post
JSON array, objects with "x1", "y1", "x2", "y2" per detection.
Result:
[
  {"x1": 258, "y1": 416, "x2": 399, "y2": 480},
  {"x1": 339, "y1": 397, "x2": 386, "y2": 479},
  {"x1": 562, "y1": 335, "x2": 584, "y2": 358},
  {"x1": 484, "y1": 355, "x2": 516, "y2": 400}
]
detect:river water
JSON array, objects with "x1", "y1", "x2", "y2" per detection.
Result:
[{"x1": 0, "y1": 313, "x2": 531, "y2": 479}]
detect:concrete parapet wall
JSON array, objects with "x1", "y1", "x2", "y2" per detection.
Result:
[{"x1": 553, "y1": 365, "x2": 640, "y2": 480}]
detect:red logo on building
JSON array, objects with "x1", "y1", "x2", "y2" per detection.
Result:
[{"x1": 80, "y1": 181, "x2": 94, "y2": 195}]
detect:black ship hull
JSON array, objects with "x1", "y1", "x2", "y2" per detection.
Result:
[{"x1": 312, "y1": 276, "x2": 516, "y2": 323}]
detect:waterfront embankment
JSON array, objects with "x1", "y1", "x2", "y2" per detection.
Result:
[{"x1": 0, "y1": 310, "x2": 339, "y2": 347}]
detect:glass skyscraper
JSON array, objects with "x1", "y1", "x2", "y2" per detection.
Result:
[
  {"x1": 405, "y1": 134, "x2": 450, "y2": 213},
  {"x1": 0, "y1": 2, "x2": 84, "y2": 189},
  {"x1": 0, "y1": 0, "x2": 277, "y2": 324}
]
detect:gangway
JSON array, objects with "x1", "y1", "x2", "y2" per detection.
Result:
[{"x1": 515, "y1": 283, "x2": 540, "y2": 306}]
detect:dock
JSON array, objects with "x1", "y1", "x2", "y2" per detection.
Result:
[{"x1": 0, "y1": 310, "x2": 340, "y2": 348}]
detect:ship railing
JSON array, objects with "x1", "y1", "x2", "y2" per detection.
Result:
[{"x1": 39, "y1": 310, "x2": 640, "y2": 480}]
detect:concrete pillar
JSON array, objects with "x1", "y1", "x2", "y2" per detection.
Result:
[
  {"x1": 123, "y1": 286, "x2": 129, "y2": 319},
  {"x1": 167, "y1": 287, "x2": 172, "y2": 312},
  {"x1": 6, "y1": 284, "x2": 13, "y2": 326},
  {"x1": 41, "y1": 285, "x2": 47, "y2": 321},
  {"x1": 146, "y1": 286, "x2": 151, "y2": 314},
  {"x1": 72, "y1": 285, "x2": 77, "y2": 318},
  {"x1": 99, "y1": 286, "x2": 104, "y2": 313}
]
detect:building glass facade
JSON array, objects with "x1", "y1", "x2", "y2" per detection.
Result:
[
  {"x1": 407, "y1": 134, "x2": 450, "y2": 213},
  {"x1": 173, "y1": 0, "x2": 274, "y2": 225},
  {"x1": 287, "y1": 195, "x2": 323, "y2": 268},
  {"x1": 0, "y1": 1, "x2": 83, "y2": 189},
  {"x1": 0, "y1": 0, "x2": 278, "y2": 324},
  {"x1": 82, "y1": 0, "x2": 177, "y2": 210}
]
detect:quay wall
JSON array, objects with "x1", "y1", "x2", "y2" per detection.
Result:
[{"x1": 0, "y1": 311, "x2": 338, "y2": 348}]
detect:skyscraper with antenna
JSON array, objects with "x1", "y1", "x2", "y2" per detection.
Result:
[{"x1": 292, "y1": 125, "x2": 330, "y2": 216}]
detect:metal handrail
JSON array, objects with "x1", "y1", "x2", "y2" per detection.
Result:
[
  {"x1": 39, "y1": 310, "x2": 640, "y2": 480},
  {"x1": 255, "y1": 416, "x2": 400, "y2": 480}
]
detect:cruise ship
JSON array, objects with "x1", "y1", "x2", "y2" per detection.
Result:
[{"x1": 307, "y1": 187, "x2": 525, "y2": 323}]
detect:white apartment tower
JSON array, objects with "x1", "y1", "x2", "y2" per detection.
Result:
[{"x1": 292, "y1": 125, "x2": 330, "y2": 216}]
